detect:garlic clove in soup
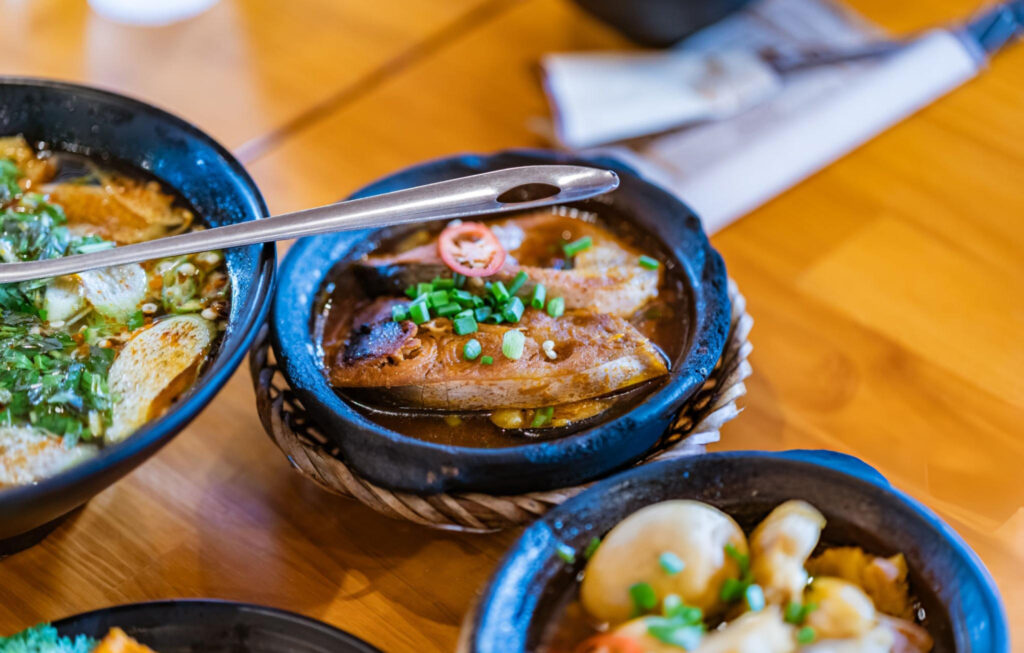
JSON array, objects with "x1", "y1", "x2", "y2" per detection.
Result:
[{"x1": 580, "y1": 500, "x2": 747, "y2": 623}]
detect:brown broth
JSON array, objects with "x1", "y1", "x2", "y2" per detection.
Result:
[{"x1": 315, "y1": 206, "x2": 691, "y2": 449}]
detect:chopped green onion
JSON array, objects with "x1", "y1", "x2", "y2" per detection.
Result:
[
  {"x1": 724, "y1": 543, "x2": 750, "y2": 575},
  {"x1": 435, "y1": 303, "x2": 461, "y2": 317},
  {"x1": 583, "y1": 536, "x2": 601, "y2": 559},
  {"x1": 474, "y1": 306, "x2": 492, "y2": 322},
  {"x1": 784, "y1": 601, "x2": 818, "y2": 625},
  {"x1": 502, "y1": 330, "x2": 525, "y2": 360},
  {"x1": 451, "y1": 289, "x2": 475, "y2": 306},
  {"x1": 404, "y1": 286, "x2": 417, "y2": 299},
  {"x1": 547, "y1": 296, "x2": 565, "y2": 318},
  {"x1": 427, "y1": 290, "x2": 450, "y2": 307},
  {"x1": 719, "y1": 578, "x2": 746, "y2": 603},
  {"x1": 507, "y1": 270, "x2": 529, "y2": 295},
  {"x1": 796, "y1": 627, "x2": 816, "y2": 644},
  {"x1": 485, "y1": 312, "x2": 505, "y2": 324},
  {"x1": 453, "y1": 315, "x2": 478, "y2": 335},
  {"x1": 662, "y1": 594, "x2": 682, "y2": 617},
  {"x1": 745, "y1": 584, "x2": 766, "y2": 612},
  {"x1": 659, "y1": 551, "x2": 685, "y2": 575},
  {"x1": 562, "y1": 236, "x2": 592, "y2": 257},
  {"x1": 530, "y1": 283, "x2": 546, "y2": 309},
  {"x1": 638, "y1": 255, "x2": 660, "y2": 270},
  {"x1": 432, "y1": 277, "x2": 455, "y2": 289},
  {"x1": 415, "y1": 282, "x2": 433, "y2": 297},
  {"x1": 409, "y1": 302, "x2": 430, "y2": 324},
  {"x1": 454, "y1": 308, "x2": 474, "y2": 319},
  {"x1": 391, "y1": 305, "x2": 408, "y2": 322},
  {"x1": 530, "y1": 406, "x2": 554, "y2": 428},
  {"x1": 556, "y1": 543, "x2": 576, "y2": 564},
  {"x1": 490, "y1": 280, "x2": 510, "y2": 303},
  {"x1": 502, "y1": 296, "x2": 525, "y2": 323},
  {"x1": 470, "y1": 295, "x2": 485, "y2": 308},
  {"x1": 646, "y1": 620, "x2": 703, "y2": 650},
  {"x1": 453, "y1": 273, "x2": 466, "y2": 288},
  {"x1": 480, "y1": 355, "x2": 494, "y2": 365},
  {"x1": 629, "y1": 582, "x2": 658, "y2": 614},
  {"x1": 463, "y1": 339, "x2": 482, "y2": 361}
]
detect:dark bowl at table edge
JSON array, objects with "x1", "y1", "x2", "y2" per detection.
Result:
[
  {"x1": 461, "y1": 450, "x2": 1009, "y2": 653},
  {"x1": 269, "y1": 149, "x2": 731, "y2": 495},
  {"x1": 46, "y1": 599, "x2": 381, "y2": 652},
  {"x1": 0, "y1": 77, "x2": 276, "y2": 552}
]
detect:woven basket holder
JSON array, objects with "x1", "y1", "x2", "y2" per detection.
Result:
[{"x1": 249, "y1": 279, "x2": 752, "y2": 533}]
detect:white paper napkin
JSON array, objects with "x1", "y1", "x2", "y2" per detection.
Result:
[{"x1": 543, "y1": 0, "x2": 982, "y2": 233}]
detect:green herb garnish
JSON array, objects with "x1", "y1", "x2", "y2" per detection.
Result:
[
  {"x1": 463, "y1": 339, "x2": 482, "y2": 361},
  {"x1": 659, "y1": 551, "x2": 685, "y2": 575},
  {"x1": 501, "y1": 296, "x2": 525, "y2": 323},
  {"x1": 507, "y1": 270, "x2": 528, "y2": 295},
  {"x1": 556, "y1": 542, "x2": 576, "y2": 564},
  {"x1": 638, "y1": 255, "x2": 660, "y2": 270},
  {"x1": 562, "y1": 236, "x2": 592, "y2": 257},
  {"x1": 502, "y1": 330, "x2": 525, "y2": 360},
  {"x1": 796, "y1": 626, "x2": 816, "y2": 644},
  {"x1": 629, "y1": 581, "x2": 658, "y2": 614},
  {"x1": 530, "y1": 406, "x2": 554, "y2": 428},
  {"x1": 546, "y1": 296, "x2": 565, "y2": 318},
  {"x1": 530, "y1": 283, "x2": 546, "y2": 309},
  {"x1": 583, "y1": 536, "x2": 601, "y2": 559}
]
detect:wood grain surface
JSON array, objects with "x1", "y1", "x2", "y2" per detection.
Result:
[{"x1": 1, "y1": 0, "x2": 1022, "y2": 650}]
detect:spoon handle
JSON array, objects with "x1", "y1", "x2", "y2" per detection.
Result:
[{"x1": 0, "y1": 165, "x2": 618, "y2": 284}]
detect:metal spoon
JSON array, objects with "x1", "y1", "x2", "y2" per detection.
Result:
[{"x1": 0, "y1": 165, "x2": 619, "y2": 283}]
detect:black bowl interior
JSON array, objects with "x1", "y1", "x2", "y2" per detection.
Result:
[
  {"x1": 571, "y1": 0, "x2": 753, "y2": 47},
  {"x1": 271, "y1": 149, "x2": 730, "y2": 495},
  {"x1": 51, "y1": 600, "x2": 380, "y2": 652},
  {"x1": 0, "y1": 78, "x2": 276, "y2": 546},
  {"x1": 466, "y1": 450, "x2": 1009, "y2": 653}
]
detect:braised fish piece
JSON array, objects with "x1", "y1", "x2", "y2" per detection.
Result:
[
  {"x1": 327, "y1": 298, "x2": 668, "y2": 410},
  {"x1": 356, "y1": 210, "x2": 660, "y2": 317}
]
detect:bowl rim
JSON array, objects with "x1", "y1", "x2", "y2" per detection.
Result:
[
  {"x1": 270, "y1": 149, "x2": 730, "y2": 492},
  {"x1": 49, "y1": 598, "x2": 382, "y2": 652},
  {"x1": 0, "y1": 77, "x2": 277, "y2": 515},
  {"x1": 466, "y1": 449, "x2": 1010, "y2": 653}
]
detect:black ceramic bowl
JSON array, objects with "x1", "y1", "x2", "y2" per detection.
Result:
[
  {"x1": 271, "y1": 150, "x2": 729, "y2": 495},
  {"x1": 43, "y1": 599, "x2": 379, "y2": 652},
  {"x1": 462, "y1": 450, "x2": 1009, "y2": 652},
  {"x1": 0, "y1": 79, "x2": 275, "y2": 552},
  {"x1": 571, "y1": 0, "x2": 753, "y2": 47}
]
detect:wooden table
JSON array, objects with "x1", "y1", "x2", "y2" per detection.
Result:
[{"x1": 2, "y1": 0, "x2": 1022, "y2": 649}]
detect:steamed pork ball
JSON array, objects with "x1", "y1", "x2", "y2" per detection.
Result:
[
  {"x1": 750, "y1": 500, "x2": 826, "y2": 604},
  {"x1": 580, "y1": 500, "x2": 747, "y2": 623}
]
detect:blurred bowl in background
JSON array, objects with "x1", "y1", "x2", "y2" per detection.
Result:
[{"x1": 571, "y1": 0, "x2": 753, "y2": 47}]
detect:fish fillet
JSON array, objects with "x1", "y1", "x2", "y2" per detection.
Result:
[{"x1": 328, "y1": 299, "x2": 668, "y2": 410}]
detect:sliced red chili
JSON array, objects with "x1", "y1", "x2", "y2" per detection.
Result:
[
  {"x1": 573, "y1": 634, "x2": 644, "y2": 653},
  {"x1": 437, "y1": 221, "x2": 506, "y2": 277}
]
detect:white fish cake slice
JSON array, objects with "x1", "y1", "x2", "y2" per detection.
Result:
[
  {"x1": 0, "y1": 425, "x2": 98, "y2": 487},
  {"x1": 106, "y1": 314, "x2": 215, "y2": 443},
  {"x1": 79, "y1": 264, "x2": 148, "y2": 321}
]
